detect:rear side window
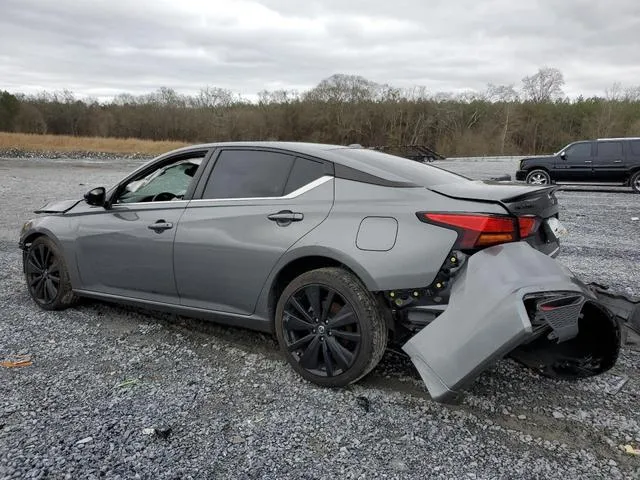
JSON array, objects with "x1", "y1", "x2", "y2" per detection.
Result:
[
  {"x1": 565, "y1": 142, "x2": 591, "y2": 157},
  {"x1": 629, "y1": 140, "x2": 640, "y2": 155},
  {"x1": 597, "y1": 141, "x2": 623, "y2": 157},
  {"x1": 332, "y1": 148, "x2": 469, "y2": 187},
  {"x1": 283, "y1": 157, "x2": 327, "y2": 195},
  {"x1": 202, "y1": 150, "x2": 295, "y2": 199}
]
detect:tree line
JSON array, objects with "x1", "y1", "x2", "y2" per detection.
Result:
[{"x1": 1, "y1": 67, "x2": 640, "y2": 156}]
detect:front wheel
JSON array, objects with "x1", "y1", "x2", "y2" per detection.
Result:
[
  {"x1": 630, "y1": 171, "x2": 640, "y2": 193},
  {"x1": 24, "y1": 236, "x2": 77, "y2": 310},
  {"x1": 526, "y1": 169, "x2": 551, "y2": 185},
  {"x1": 275, "y1": 267, "x2": 387, "y2": 387}
]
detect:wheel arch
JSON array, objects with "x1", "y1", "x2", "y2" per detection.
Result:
[
  {"x1": 19, "y1": 228, "x2": 79, "y2": 287},
  {"x1": 259, "y1": 248, "x2": 379, "y2": 326},
  {"x1": 526, "y1": 166, "x2": 551, "y2": 175},
  {"x1": 20, "y1": 227, "x2": 65, "y2": 253},
  {"x1": 627, "y1": 167, "x2": 640, "y2": 181}
]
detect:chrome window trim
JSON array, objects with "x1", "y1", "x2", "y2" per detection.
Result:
[
  {"x1": 190, "y1": 175, "x2": 333, "y2": 203},
  {"x1": 110, "y1": 200, "x2": 190, "y2": 207},
  {"x1": 108, "y1": 176, "x2": 333, "y2": 207}
]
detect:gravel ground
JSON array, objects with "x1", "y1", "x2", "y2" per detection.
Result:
[{"x1": 1, "y1": 155, "x2": 639, "y2": 479}]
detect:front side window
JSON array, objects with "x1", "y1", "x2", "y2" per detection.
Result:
[
  {"x1": 596, "y1": 141, "x2": 622, "y2": 157},
  {"x1": 116, "y1": 155, "x2": 204, "y2": 204},
  {"x1": 202, "y1": 150, "x2": 296, "y2": 199},
  {"x1": 565, "y1": 142, "x2": 592, "y2": 158}
]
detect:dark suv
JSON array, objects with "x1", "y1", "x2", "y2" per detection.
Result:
[{"x1": 515, "y1": 137, "x2": 640, "y2": 193}]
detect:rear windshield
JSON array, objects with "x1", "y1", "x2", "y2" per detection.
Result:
[{"x1": 331, "y1": 148, "x2": 470, "y2": 187}]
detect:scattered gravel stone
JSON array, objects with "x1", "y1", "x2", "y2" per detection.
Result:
[
  {"x1": 389, "y1": 458, "x2": 409, "y2": 472},
  {"x1": 1, "y1": 154, "x2": 638, "y2": 479}
]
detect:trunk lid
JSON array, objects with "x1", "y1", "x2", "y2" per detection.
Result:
[{"x1": 429, "y1": 180, "x2": 559, "y2": 218}]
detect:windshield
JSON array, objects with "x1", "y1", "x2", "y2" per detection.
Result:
[{"x1": 331, "y1": 148, "x2": 470, "y2": 187}]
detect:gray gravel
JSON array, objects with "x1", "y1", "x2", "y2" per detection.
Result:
[{"x1": 1, "y1": 155, "x2": 639, "y2": 479}]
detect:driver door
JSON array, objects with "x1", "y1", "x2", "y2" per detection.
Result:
[
  {"x1": 74, "y1": 150, "x2": 210, "y2": 303},
  {"x1": 555, "y1": 141, "x2": 593, "y2": 181}
]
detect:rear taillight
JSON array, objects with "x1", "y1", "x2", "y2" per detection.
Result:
[
  {"x1": 418, "y1": 213, "x2": 539, "y2": 250},
  {"x1": 517, "y1": 215, "x2": 539, "y2": 239}
]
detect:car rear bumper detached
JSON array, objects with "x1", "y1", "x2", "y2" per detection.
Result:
[{"x1": 402, "y1": 242, "x2": 637, "y2": 403}]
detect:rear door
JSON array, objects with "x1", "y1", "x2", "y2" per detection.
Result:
[
  {"x1": 555, "y1": 141, "x2": 593, "y2": 181},
  {"x1": 593, "y1": 140, "x2": 626, "y2": 182},
  {"x1": 173, "y1": 148, "x2": 334, "y2": 315}
]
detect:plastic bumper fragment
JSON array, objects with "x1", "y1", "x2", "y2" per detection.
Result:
[{"x1": 402, "y1": 242, "x2": 620, "y2": 403}]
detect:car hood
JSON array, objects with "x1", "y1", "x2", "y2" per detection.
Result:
[
  {"x1": 34, "y1": 198, "x2": 82, "y2": 214},
  {"x1": 429, "y1": 180, "x2": 557, "y2": 203}
]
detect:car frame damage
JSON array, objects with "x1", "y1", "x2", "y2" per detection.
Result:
[{"x1": 400, "y1": 241, "x2": 639, "y2": 403}]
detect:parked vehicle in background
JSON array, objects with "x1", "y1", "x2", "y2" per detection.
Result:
[{"x1": 516, "y1": 137, "x2": 640, "y2": 192}]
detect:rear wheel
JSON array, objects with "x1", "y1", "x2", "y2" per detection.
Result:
[
  {"x1": 24, "y1": 236, "x2": 77, "y2": 310},
  {"x1": 275, "y1": 267, "x2": 387, "y2": 387},
  {"x1": 631, "y1": 171, "x2": 640, "y2": 193},
  {"x1": 526, "y1": 169, "x2": 551, "y2": 185}
]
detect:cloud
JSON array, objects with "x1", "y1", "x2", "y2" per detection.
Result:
[{"x1": 0, "y1": 0, "x2": 638, "y2": 99}]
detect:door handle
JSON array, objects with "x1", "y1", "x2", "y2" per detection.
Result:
[
  {"x1": 268, "y1": 210, "x2": 304, "y2": 225},
  {"x1": 584, "y1": 160, "x2": 592, "y2": 163},
  {"x1": 614, "y1": 160, "x2": 622, "y2": 163},
  {"x1": 148, "y1": 220, "x2": 174, "y2": 232}
]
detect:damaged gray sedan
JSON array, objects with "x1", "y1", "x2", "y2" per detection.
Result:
[{"x1": 19, "y1": 142, "x2": 640, "y2": 402}]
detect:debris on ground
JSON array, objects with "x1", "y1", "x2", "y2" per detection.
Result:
[
  {"x1": 142, "y1": 426, "x2": 172, "y2": 439},
  {"x1": 622, "y1": 445, "x2": 640, "y2": 456},
  {"x1": 603, "y1": 374, "x2": 629, "y2": 395},
  {"x1": 75, "y1": 437, "x2": 93, "y2": 445},
  {"x1": 0, "y1": 354, "x2": 33, "y2": 368},
  {"x1": 115, "y1": 378, "x2": 140, "y2": 388}
]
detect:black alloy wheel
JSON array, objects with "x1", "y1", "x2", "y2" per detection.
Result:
[
  {"x1": 24, "y1": 237, "x2": 76, "y2": 310},
  {"x1": 275, "y1": 267, "x2": 387, "y2": 387},
  {"x1": 282, "y1": 284, "x2": 361, "y2": 377}
]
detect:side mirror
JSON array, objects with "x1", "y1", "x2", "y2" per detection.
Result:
[
  {"x1": 84, "y1": 187, "x2": 106, "y2": 207},
  {"x1": 560, "y1": 151, "x2": 567, "y2": 160}
]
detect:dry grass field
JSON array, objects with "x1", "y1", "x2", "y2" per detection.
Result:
[{"x1": 0, "y1": 132, "x2": 188, "y2": 155}]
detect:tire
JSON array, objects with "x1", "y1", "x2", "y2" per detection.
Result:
[
  {"x1": 525, "y1": 169, "x2": 551, "y2": 185},
  {"x1": 23, "y1": 236, "x2": 77, "y2": 310},
  {"x1": 631, "y1": 171, "x2": 640, "y2": 193},
  {"x1": 274, "y1": 267, "x2": 387, "y2": 387}
]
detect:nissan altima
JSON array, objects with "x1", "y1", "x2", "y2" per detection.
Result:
[{"x1": 19, "y1": 142, "x2": 638, "y2": 402}]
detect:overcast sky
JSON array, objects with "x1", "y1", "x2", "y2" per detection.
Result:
[{"x1": 1, "y1": 0, "x2": 639, "y2": 100}]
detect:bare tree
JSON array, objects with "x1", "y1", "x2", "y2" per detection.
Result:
[
  {"x1": 485, "y1": 83, "x2": 519, "y2": 102},
  {"x1": 195, "y1": 86, "x2": 236, "y2": 108},
  {"x1": 605, "y1": 82, "x2": 624, "y2": 101},
  {"x1": 484, "y1": 83, "x2": 519, "y2": 154},
  {"x1": 521, "y1": 67, "x2": 565, "y2": 102},
  {"x1": 304, "y1": 74, "x2": 380, "y2": 103},
  {"x1": 624, "y1": 85, "x2": 640, "y2": 102}
]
